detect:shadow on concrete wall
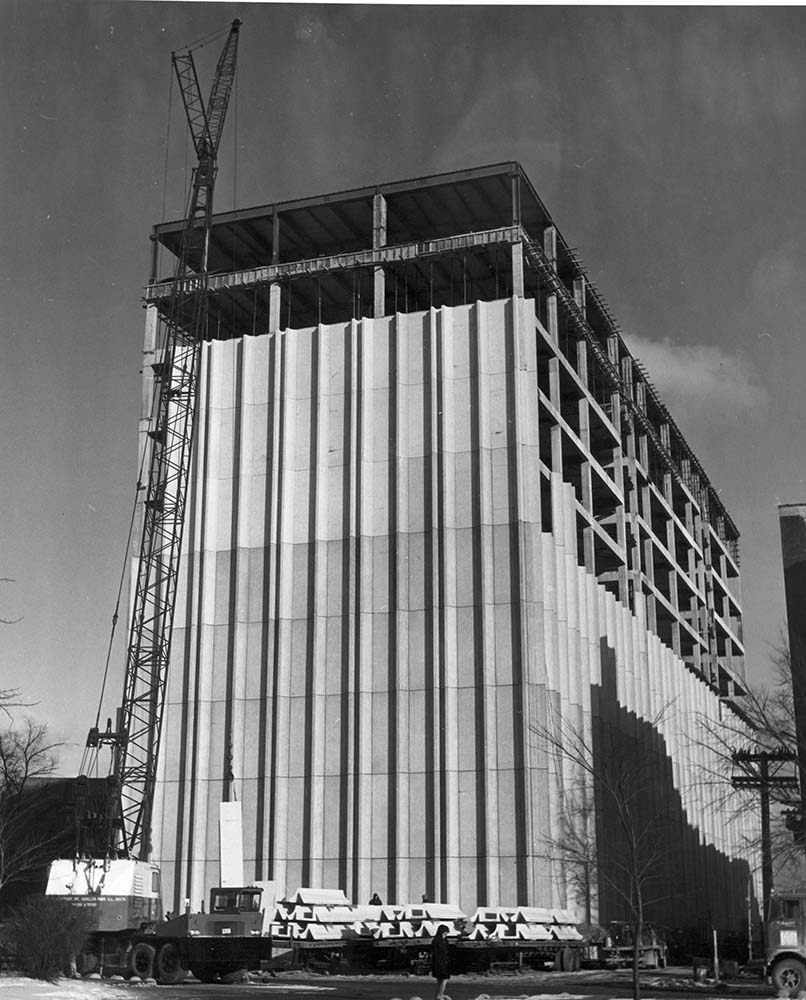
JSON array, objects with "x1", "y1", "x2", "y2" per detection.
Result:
[{"x1": 592, "y1": 638, "x2": 759, "y2": 941}]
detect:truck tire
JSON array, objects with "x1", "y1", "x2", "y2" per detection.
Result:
[
  {"x1": 156, "y1": 942, "x2": 188, "y2": 984},
  {"x1": 772, "y1": 958, "x2": 806, "y2": 996},
  {"x1": 129, "y1": 942, "x2": 155, "y2": 980},
  {"x1": 773, "y1": 958, "x2": 806, "y2": 995}
]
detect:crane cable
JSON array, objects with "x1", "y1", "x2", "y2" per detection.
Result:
[
  {"x1": 80, "y1": 67, "x2": 181, "y2": 778},
  {"x1": 79, "y1": 428, "x2": 152, "y2": 778},
  {"x1": 161, "y1": 67, "x2": 174, "y2": 225},
  {"x1": 176, "y1": 23, "x2": 231, "y2": 56}
]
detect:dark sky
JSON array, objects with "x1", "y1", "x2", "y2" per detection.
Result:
[{"x1": 2, "y1": 2, "x2": 804, "y2": 770}]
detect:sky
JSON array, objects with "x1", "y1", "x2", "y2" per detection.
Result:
[{"x1": 1, "y1": 2, "x2": 805, "y2": 773}]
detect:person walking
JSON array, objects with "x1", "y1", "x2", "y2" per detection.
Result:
[{"x1": 430, "y1": 924, "x2": 452, "y2": 1000}]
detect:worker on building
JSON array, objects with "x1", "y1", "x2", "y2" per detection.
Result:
[
  {"x1": 368, "y1": 891, "x2": 382, "y2": 905},
  {"x1": 430, "y1": 923, "x2": 452, "y2": 1000}
]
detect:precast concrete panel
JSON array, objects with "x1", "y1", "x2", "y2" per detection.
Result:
[{"x1": 147, "y1": 296, "x2": 759, "y2": 929}]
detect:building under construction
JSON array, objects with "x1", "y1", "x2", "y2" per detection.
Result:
[{"x1": 141, "y1": 162, "x2": 757, "y2": 930}]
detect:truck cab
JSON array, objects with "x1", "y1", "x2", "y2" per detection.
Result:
[
  {"x1": 208, "y1": 887, "x2": 262, "y2": 915},
  {"x1": 153, "y1": 885, "x2": 268, "y2": 983},
  {"x1": 766, "y1": 891, "x2": 806, "y2": 994}
]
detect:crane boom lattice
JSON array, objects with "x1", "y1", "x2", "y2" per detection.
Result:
[{"x1": 113, "y1": 20, "x2": 241, "y2": 860}]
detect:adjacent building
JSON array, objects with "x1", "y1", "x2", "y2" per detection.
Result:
[{"x1": 141, "y1": 163, "x2": 756, "y2": 931}]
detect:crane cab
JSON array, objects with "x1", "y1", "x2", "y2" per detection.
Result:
[{"x1": 45, "y1": 857, "x2": 163, "y2": 932}]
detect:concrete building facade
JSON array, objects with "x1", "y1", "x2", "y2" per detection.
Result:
[{"x1": 141, "y1": 164, "x2": 757, "y2": 930}]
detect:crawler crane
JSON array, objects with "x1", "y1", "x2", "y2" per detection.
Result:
[{"x1": 45, "y1": 20, "x2": 271, "y2": 983}]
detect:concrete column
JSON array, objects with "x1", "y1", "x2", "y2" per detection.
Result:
[
  {"x1": 510, "y1": 170, "x2": 521, "y2": 227},
  {"x1": 510, "y1": 169, "x2": 523, "y2": 299},
  {"x1": 269, "y1": 209, "x2": 282, "y2": 333},
  {"x1": 544, "y1": 226, "x2": 558, "y2": 341},
  {"x1": 573, "y1": 277, "x2": 589, "y2": 387},
  {"x1": 268, "y1": 283, "x2": 281, "y2": 334},
  {"x1": 635, "y1": 378, "x2": 646, "y2": 413},
  {"x1": 573, "y1": 276, "x2": 585, "y2": 310},
  {"x1": 582, "y1": 522, "x2": 595, "y2": 573},
  {"x1": 373, "y1": 192, "x2": 387, "y2": 318},
  {"x1": 512, "y1": 242, "x2": 524, "y2": 297},
  {"x1": 578, "y1": 394, "x2": 590, "y2": 450},
  {"x1": 544, "y1": 225, "x2": 557, "y2": 265},
  {"x1": 621, "y1": 356, "x2": 633, "y2": 399},
  {"x1": 548, "y1": 357, "x2": 561, "y2": 410},
  {"x1": 149, "y1": 231, "x2": 160, "y2": 284}
]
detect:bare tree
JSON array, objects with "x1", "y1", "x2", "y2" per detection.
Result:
[
  {"x1": 0, "y1": 577, "x2": 22, "y2": 625},
  {"x1": 535, "y1": 706, "x2": 673, "y2": 1000},
  {"x1": 0, "y1": 719, "x2": 64, "y2": 900},
  {"x1": 0, "y1": 688, "x2": 35, "y2": 722},
  {"x1": 540, "y1": 784, "x2": 599, "y2": 928},
  {"x1": 1, "y1": 579, "x2": 29, "y2": 720}
]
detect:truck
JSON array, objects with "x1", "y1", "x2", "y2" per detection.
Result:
[
  {"x1": 596, "y1": 921, "x2": 668, "y2": 969},
  {"x1": 765, "y1": 890, "x2": 806, "y2": 994},
  {"x1": 42, "y1": 20, "x2": 266, "y2": 983},
  {"x1": 45, "y1": 859, "x2": 271, "y2": 982}
]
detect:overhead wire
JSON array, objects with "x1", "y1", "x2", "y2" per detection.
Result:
[
  {"x1": 175, "y1": 23, "x2": 231, "y2": 56},
  {"x1": 161, "y1": 69, "x2": 174, "y2": 225}
]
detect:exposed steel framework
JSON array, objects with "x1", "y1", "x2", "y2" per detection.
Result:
[{"x1": 92, "y1": 20, "x2": 241, "y2": 860}]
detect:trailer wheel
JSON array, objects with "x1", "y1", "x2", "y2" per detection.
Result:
[
  {"x1": 774, "y1": 958, "x2": 806, "y2": 995},
  {"x1": 129, "y1": 942, "x2": 155, "y2": 980},
  {"x1": 156, "y1": 942, "x2": 188, "y2": 984}
]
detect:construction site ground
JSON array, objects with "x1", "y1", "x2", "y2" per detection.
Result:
[{"x1": 0, "y1": 966, "x2": 775, "y2": 1000}]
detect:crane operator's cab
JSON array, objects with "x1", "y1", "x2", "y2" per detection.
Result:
[{"x1": 45, "y1": 857, "x2": 163, "y2": 931}]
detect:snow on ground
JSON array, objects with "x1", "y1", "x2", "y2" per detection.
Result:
[{"x1": 0, "y1": 978, "x2": 126, "y2": 1000}]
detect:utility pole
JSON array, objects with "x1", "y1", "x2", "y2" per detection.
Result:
[
  {"x1": 779, "y1": 503, "x2": 806, "y2": 862},
  {"x1": 732, "y1": 747, "x2": 798, "y2": 914}
]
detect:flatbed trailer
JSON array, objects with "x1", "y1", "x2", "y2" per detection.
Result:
[{"x1": 286, "y1": 933, "x2": 585, "y2": 974}]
